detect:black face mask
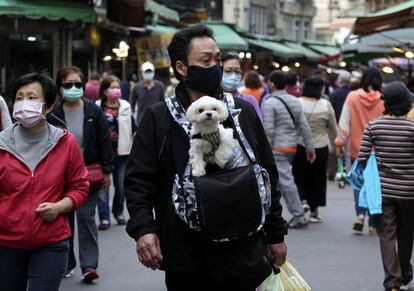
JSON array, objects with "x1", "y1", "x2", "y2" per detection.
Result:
[{"x1": 184, "y1": 64, "x2": 222, "y2": 95}]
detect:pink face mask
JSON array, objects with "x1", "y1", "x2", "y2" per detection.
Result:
[
  {"x1": 13, "y1": 100, "x2": 45, "y2": 128},
  {"x1": 107, "y1": 88, "x2": 122, "y2": 101}
]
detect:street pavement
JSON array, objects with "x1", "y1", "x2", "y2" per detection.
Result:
[{"x1": 60, "y1": 181, "x2": 414, "y2": 291}]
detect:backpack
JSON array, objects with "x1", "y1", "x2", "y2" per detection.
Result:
[{"x1": 165, "y1": 93, "x2": 271, "y2": 242}]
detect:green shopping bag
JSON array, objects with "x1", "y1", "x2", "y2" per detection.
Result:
[{"x1": 279, "y1": 261, "x2": 311, "y2": 291}]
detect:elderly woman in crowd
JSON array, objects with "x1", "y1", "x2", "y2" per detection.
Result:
[{"x1": 0, "y1": 72, "x2": 89, "y2": 291}]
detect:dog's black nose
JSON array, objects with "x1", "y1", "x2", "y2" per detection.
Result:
[{"x1": 206, "y1": 112, "x2": 212, "y2": 117}]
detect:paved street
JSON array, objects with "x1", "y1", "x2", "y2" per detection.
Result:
[{"x1": 60, "y1": 181, "x2": 413, "y2": 291}]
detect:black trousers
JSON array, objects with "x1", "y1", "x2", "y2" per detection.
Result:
[
  {"x1": 292, "y1": 145, "x2": 329, "y2": 210},
  {"x1": 165, "y1": 271, "x2": 258, "y2": 291},
  {"x1": 374, "y1": 198, "x2": 414, "y2": 289}
]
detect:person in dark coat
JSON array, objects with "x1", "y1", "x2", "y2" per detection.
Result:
[
  {"x1": 124, "y1": 25, "x2": 288, "y2": 291},
  {"x1": 47, "y1": 66, "x2": 113, "y2": 283}
]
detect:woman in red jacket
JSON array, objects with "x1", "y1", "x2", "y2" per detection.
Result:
[{"x1": 0, "y1": 72, "x2": 89, "y2": 291}]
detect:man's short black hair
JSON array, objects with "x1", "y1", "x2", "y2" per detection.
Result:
[
  {"x1": 167, "y1": 24, "x2": 215, "y2": 81},
  {"x1": 11, "y1": 72, "x2": 57, "y2": 107},
  {"x1": 286, "y1": 72, "x2": 297, "y2": 86},
  {"x1": 361, "y1": 67, "x2": 382, "y2": 92},
  {"x1": 268, "y1": 70, "x2": 287, "y2": 90},
  {"x1": 302, "y1": 76, "x2": 324, "y2": 99}
]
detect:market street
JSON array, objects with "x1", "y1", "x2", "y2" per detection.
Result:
[{"x1": 60, "y1": 181, "x2": 409, "y2": 291}]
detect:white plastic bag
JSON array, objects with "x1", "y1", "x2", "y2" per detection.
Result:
[{"x1": 257, "y1": 261, "x2": 311, "y2": 291}]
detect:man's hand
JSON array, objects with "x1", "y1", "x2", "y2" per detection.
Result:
[
  {"x1": 268, "y1": 242, "x2": 287, "y2": 266},
  {"x1": 35, "y1": 202, "x2": 61, "y2": 222},
  {"x1": 136, "y1": 233, "x2": 163, "y2": 270},
  {"x1": 103, "y1": 174, "x2": 111, "y2": 188},
  {"x1": 306, "y1": 151, "x2": 316, "y2": 164}
]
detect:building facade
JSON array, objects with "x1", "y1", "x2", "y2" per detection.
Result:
[{"x1": 365, "y1": 0, "x2": 406, "y2": 13}]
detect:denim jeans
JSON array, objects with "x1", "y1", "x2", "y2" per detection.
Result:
[
  {"x1": 0, "y1": 240, "x2": 69, "y2": 291},
  {"x1": 67, "y1": 189, "x2": 99, "y2": 273},
  {"x1": 97, "y1": 155, "x2": 128, "y2": 221},
  {"x1": 354, "y1": 188, "x2": 375, "y2": 227}
]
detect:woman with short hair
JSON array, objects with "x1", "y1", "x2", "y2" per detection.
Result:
[
  {"x1": 47, "y1": 66, "x2": 113, "y2": 282},
  {"x1": 358, "y1": 81, "x2": 414, "y2": 291},
  {"x1": 221, "y1": 52, "x2": 262, "y2": 120},
  {"x1": 0, "y1": 72, "x2": 89, "y2": 291}
]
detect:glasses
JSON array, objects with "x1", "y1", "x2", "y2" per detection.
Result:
[{"x1": 61, "y1": 82, "x2": 83, "y2": 89}]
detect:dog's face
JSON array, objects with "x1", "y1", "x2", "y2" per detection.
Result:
[{"x1": 186, "y1": 96, "x2": 228, "y2": 124}]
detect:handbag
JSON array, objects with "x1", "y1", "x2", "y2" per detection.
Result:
[{"x1": 86, "y1": 162, "x2": 105, "y2": 190}]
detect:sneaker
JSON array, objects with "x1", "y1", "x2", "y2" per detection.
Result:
[
  {"x1": 63, "y1": 268, "x2": 74, "y2": 278},
  {"x1": 115, "y1": 214, "x2": 126, "y2": 225},
  {"x1": 98, "y1": 220, "x2": 110, "y2": 231},
  {"x1": 288, "y1": 216, "x2": 308, "y2": 229},
  {"x1": 309, "y1": 215, "x2": 323, "y2": 223},
  {"x1": 82, "y1": 268, "x2": 99, "y2": 283},
  {"x1": 302, "y1": 200, "x2": 310, "y2": 213}
]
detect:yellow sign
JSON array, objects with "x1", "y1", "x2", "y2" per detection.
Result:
[
  {"x1": 90, "y1": 25, "x2": 101, "y2": 46},
  {"x1": 136, "y1": 33, "x2": 174, "y2": 69}
]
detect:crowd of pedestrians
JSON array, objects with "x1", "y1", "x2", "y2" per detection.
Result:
[{"x1": 1, "y1": 24, "x2": 414, "y2": 291}]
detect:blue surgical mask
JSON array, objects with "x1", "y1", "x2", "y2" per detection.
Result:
[
  {"x1": 143, "y1": 71, "x2": 155, "y2": 81},
  {"x1": 222, "y1": 72, "x2": 242, "y2": 92},
  {"x1": 63, "y1": 86, "x2": 83, "y2": 102}
]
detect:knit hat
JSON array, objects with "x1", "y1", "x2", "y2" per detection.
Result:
[{"x1": 382, "y1": 81, "x2": 414, "y2": 114}]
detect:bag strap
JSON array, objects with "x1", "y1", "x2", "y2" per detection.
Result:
[
  {"x1": 273, "y1": 96, "x2": 296, "y2": 126},
  {"x1": 165, "y1": 94, "x2": 257, "y2": 163}
]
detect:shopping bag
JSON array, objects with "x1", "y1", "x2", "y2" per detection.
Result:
[
  {"x1": 279, "y1": 261, "x2": 311, "y2": 291},
  {"x1": 336, "y1": 157, "x2": 346, "y2": 189},
  {"x1": 256, "y1": 269, "x2": 284, "y2": 291}
]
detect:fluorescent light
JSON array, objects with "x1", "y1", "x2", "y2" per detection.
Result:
[
  {"x1": 294, "y1": 62, "x2": 300, "y2": 68},
  {"x1": 239, "y1": 52, "x2": 245, "y2": 59},
  {"x1": 27, "y1": 36, "x2": 36, "y2": 42},
  {"x1": 246, "y1": 52, "x2": 252, "y2": 59},
  {"x1": 382, "y1": 66, "x2": 394, "y2": 74},
  {"x1": 339, "y1": 61, "x2": 347, "y2": 67},
  {"x1": 272, "y1": 62, "x2": 279, "y2": 68},
  {"x1": 103, "y1": 55, "x2": 112, "y2": 61},
  {"x1": 281, "y1": 66, "x2": 290, "y2": 72}
]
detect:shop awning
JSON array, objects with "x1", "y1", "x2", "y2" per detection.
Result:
[
  {"x1": 282, "y1": 42, "x2": 322, "y2": 60},
  {"x1": 245, "y1": 38, "x2": 301, "y2": 58},
  {"x1": 303, "y1": 40, "x2": 340, "y2": 56},
  {"x1": 145, "y1": 0, "x2": 179, "y2": 22},
  {"x1": 342, "y1": 27, "x2": 414, "y2": 54},
  {"x1": 146, "y1": 24, "x2": 178, "y2": 34},
  {"x1": 0, "y1": 0, "x2": 96, "y2": 22},
  {"x1": 204, "y1": 22, "x2": 248, "y2": 50},
  {"x1": 353, "y1": 0, "x2": 414, "y2": 35}
]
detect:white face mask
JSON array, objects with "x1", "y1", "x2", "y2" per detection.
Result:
[
  {"x1": 142, "y1": 71, "x2": 155, "y2": 81},
  {"x1": 13, "y1": 100, "x2": 45, "y2": 128}
]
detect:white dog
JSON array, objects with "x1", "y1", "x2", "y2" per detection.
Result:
[{"x1": 186, "y1": 96, "x2": 234, "y2": 177}]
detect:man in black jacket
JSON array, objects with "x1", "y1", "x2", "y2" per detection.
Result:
[{"x1": 124, "y1": 25, "x2": 288, "y2": 291}]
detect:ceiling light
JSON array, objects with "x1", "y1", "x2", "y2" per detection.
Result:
[
  {"x1": 239, "y1": 52, "x2": 245, "y2": 59},
  {"x1": 281, "y1": 66, "x2": 290, "y2": 72}
]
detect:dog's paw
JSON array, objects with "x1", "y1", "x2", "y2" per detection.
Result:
[{"x1": 192, "y1": 167, "x2": 206, "y2": 177}]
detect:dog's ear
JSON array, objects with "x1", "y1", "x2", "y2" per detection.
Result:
[
  {"x1": 186, "y1": 102, "x2": 198, "y2": 123},
  {"x1": 216, "y1": 101, "x2": 229, "y2": 122}
]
